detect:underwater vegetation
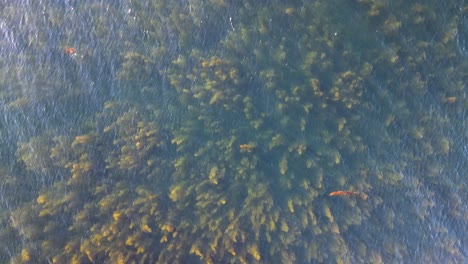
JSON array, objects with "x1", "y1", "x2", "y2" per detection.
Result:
[{"x1": 0, "y1": 0, "x2": 466, "y2": 263}]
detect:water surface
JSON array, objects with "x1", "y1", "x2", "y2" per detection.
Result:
[{"x1": 0, "y1": 1, "x2": 466, "y2": 263}]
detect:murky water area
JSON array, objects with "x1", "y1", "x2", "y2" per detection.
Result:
[{"x1": 0, "y1": 1, "x2": 466, "y2": 263}]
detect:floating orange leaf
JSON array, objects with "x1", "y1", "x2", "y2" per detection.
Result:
[
  {"x1": 328, "y1": 190, "x2": 359, "y2": 197},
  {"x1": 64, "y1": 47, "x2": 76, "y2": 55}
]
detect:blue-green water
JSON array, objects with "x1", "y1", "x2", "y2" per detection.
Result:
[{"x1": 0, "y1": 1, "x2": 466, "y2": 263}]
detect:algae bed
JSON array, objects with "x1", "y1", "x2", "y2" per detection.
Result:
[{"x1": 0, "y1": 0, "x2": 466, "y2": 263}]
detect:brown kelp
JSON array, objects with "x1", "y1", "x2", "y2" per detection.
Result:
[{"x1": 1, "y1": 0, "x2": 466, "y2": 263}]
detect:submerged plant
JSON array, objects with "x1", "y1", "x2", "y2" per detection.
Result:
[{"x1": 1, "y1": 0, "x2": 466, "y2": 263}]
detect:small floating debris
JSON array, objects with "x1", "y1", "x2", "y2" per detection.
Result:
[
  {"x1": 64, "y1": 46, "x2": 76, "y2": 55},
  {"x1": 329, "y1": 190, "x2": 359, "y2": 196},
  {"x1": 329, "y1": 190, "x2": 368, "y2": 200}
]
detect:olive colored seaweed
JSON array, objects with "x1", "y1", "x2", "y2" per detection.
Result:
[{"x1": 1, "y1": 0, "x2": 466, "y2": 263}]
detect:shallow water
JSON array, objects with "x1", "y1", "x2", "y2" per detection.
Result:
[{"x1": 0, "y1": 1, "x2": 466, "y2": 263}]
